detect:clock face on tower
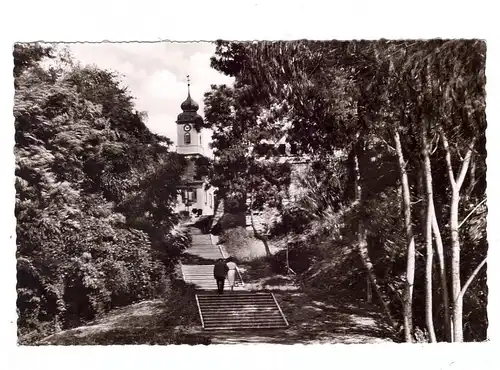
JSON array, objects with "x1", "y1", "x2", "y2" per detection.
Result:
[{"x1": 183, "y1": 124, "x2": 191, "y2": 132}]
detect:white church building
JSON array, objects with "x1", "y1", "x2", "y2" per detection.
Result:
[{"x1": 173, "y1": 79, "x2": 216, "y2": 217}]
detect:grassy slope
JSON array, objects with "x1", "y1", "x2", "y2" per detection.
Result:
[{"x1": 36, "y1": 278, "x2": 210, "y2": 346}]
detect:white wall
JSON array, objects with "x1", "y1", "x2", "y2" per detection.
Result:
[
  {"x1": 177, "y1": 144, "x2": 204, "y2": 155},
  {"x1": 201, "y1": 186, "x2": 216, "y2": 215},
  {"x1": 173, "y1": 122, "x2": 214, "y2": 216},
  {"x1": 176, "y1": 124, "x2": 204, "y2": 155},
  {"x1": 173, "y1": 185, "x2": 216, "y2": 217}
]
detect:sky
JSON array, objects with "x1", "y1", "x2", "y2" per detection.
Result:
[{"x1": 68, "y1": 42, "x2": 234, "y2": 154}]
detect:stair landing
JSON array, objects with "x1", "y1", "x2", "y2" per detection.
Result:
[
  {"x1": 183, "y1": 234, "x2": 225, "y2": 260},
  {"x1": 182, "y1": 264, "x2": 244, "y2": 291}
]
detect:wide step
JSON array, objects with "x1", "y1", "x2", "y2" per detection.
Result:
[
  {"x1": 183, "y1": 246, "x2": 223, "y2": 259},
  {"x1": 196, "y1": 293, "x2": 288, "y2": 330},
  {"x1": 182, "y1": 235, "x2": 223, "y2": 260},
  {"x1": 191, "y1": 235, "x2": 213, "y2": 244},
  {"x1": 182, "y1": 264, "x2": 244, "y2": 290}
]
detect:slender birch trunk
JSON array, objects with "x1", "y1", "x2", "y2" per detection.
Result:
[
  {"x1": 417, "y1": 157, "x2": 448, "y2": 341},
  {"x1": 393, "y1": 128, "x2": 415, "y2": 343},
  {"x1": 421, "y1": 121, "x2": 437, "y2": 342},
  {"x1": 440, "y1": 128, "x2": 476, "y2": 343},
  {"x1": 431, "y1": 212, "x2": 451, "y2": 341},
  {"x1": 457, "y1": 257, "x2": 487, "y2": 304}
]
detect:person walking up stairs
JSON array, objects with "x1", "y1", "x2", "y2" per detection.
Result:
[
  {"x1": 213, "y1": 258, "x2": 229, "y2": 294},
  {"x1": 226, "y1": 257, "x2": 238, "y2": 292},
  {"x1": 180, "y1": 226, "x2": 288, "y2": 330}
]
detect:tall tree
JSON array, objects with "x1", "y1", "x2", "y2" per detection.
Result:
[
  {"x1": 14, "y1": 44, "x2": 188, "y2": 343},
  {"x1": 203, "y1": 80, "x2": 291, "y2": 255},
  {"x1": 205, "y1": 39, "x2": 488, "y2": 342},
  {"x1": 421, "y1": 40, "x2": 486, "y2": 342}
]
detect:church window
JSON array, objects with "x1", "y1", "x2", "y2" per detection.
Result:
[{"x1": 184, "y1": 132, "x2": 191, "y2": 144}]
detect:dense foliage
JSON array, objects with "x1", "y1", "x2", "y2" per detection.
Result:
[
  {"x1": 14, "y1": 44, "x2": 190, "y2": 343},
  {"x1": 204, "y1": 40, "x2": 487, "y2": 342}
]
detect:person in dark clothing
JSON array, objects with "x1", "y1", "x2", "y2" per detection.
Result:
[{"x1": 213, "y1": 258, "x2": 229, "y2": 294}]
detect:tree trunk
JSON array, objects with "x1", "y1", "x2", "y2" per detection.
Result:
[
  {"x1": 284, "y1": 234, "x2": 296, "y2": 275},
  {"x1": 250, "y1": 212, "x2": 271, "y2": 257},
  {"x1": 286, "y1": 243, "x2": 290, "y2": 275},
  {"x1": 417, "y1": 164, "x2": 426, "y2": 232},
  {"x1": 353, "y1": 150, "x2": 395, "y2": 328},
  {"x1": 431, "y1": 211, "x2": 451, "y2": 341},
  {"x1": 249, "y1": 193, "x2": 271, "y2": 257},
  {"x1": 459, "y1": 198, "x2": 487, "y2": 230},
  {"x1": 440, "y1": 129, "x2": 475, "y2": 343},
  {"x1": 421, "y1": 121, "x2": 437, "y2": 343},
  {"x1": 450, "y1": 189, "x2": 463, "y2": 342},
  {"x1": 417, "y1": 157, "x2": 447, "y2": 341},
  {"x1": 366, "y1": 274, "x2": 373, "y2": 303},
  {"x1": 424, "y1": 196, "x2": 437, "y2": 342},
  {"x1": 393, "y1": 128, "x2": 415, "y2": 343},
  {"x1": 457, "y1": 257, "x2": 487, "y2": 304}
]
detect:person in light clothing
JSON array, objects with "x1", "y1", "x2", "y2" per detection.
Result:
[{"x1": 225, "y1": 257, "x2": 238, "y2": 291}]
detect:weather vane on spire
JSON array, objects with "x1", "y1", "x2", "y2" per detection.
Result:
[{"x1": 186, "y1": 74, "x2": 191, "y2": 94}]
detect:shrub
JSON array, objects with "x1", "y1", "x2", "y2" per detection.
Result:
[
  {"x1": 179, "y1": 210, "x2": 190, "y2": 219},
  {"x1": 193, "y1": 215, "x2": 214, "y2": 234},
  {"x1": 269, "y1": 205, "x2": 314, "y2": 237},
  {"x1": 270, "y1": 243, "x2": 316, "y2": 275}
]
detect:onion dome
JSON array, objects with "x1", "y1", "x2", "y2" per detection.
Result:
[
  {"x1": 176, "y1": 75, "x2": 203, "y2": 127},
  {"x1": 180, "y1": 93, "x2": 199, "y2": 112}
]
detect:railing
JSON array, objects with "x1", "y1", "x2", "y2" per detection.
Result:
[
  {"x1": 195, "y1": 294, "x2": 205, "y2": 328},
  {"x1": 271, "y1": 293, "x2": 289, "y2": 327}
]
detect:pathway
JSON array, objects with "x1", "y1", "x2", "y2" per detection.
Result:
[{"x1": 180, "y1": 226, "x2": 288, "y2": 330}]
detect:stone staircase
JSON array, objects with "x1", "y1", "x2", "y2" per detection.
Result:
[
  {"x1": 180, "y1": 226, "x2": 288, "y2": 331},
  {"x1": 183, "y1": 243, "x2": 224, "y2": 260},
  {"x1": 196, "y1": 292, "x2": 289, "y2": 330},
  {"x1": 182, "y1": 264, "x2": 244, "y2": 291}
]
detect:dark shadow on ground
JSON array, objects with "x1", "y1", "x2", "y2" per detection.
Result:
[
  {"x1": 185, "y1": 225, "x2": 204, "y2": 235},
  {"x1": 191, "y1": 216, "x2": 213, "y2": 234},
  {"x1": 274, "y1": 290, "x2": 394, "y2": 342}
]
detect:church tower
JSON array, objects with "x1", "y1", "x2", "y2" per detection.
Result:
[
  {"x1": 173, "y1": 76, "x2": 215, "y2": 218},
  {"x1": 176, "y1": 75, "x2": 204, "y2": 155}
]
